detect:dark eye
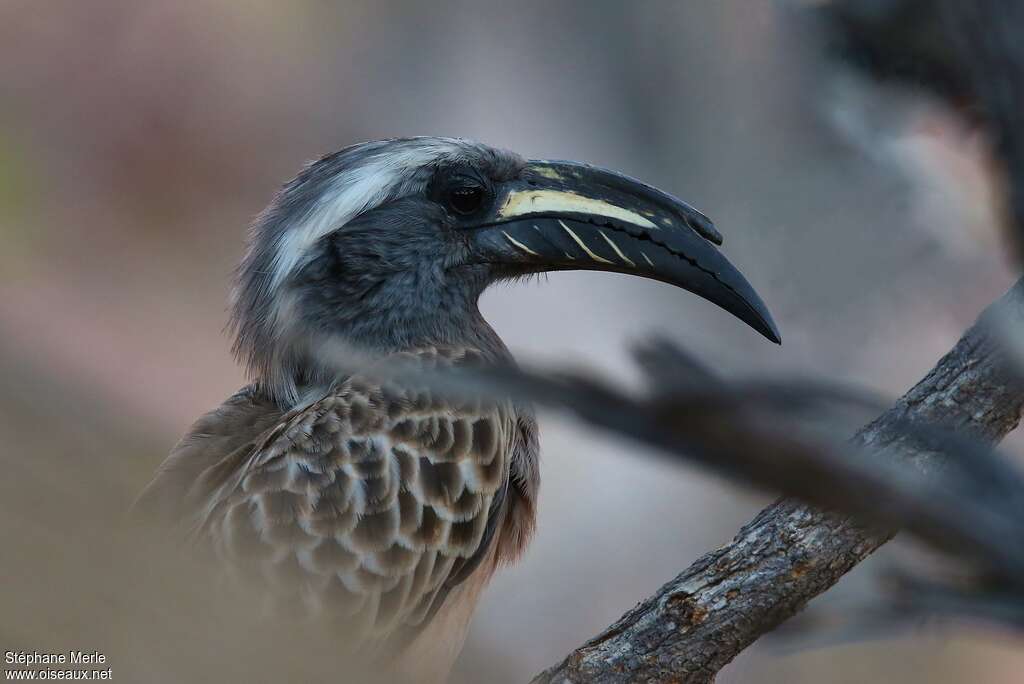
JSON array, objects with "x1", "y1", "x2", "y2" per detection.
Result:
[{"x1": 446, "y1": 185, "x2": 486, "y2": 215}]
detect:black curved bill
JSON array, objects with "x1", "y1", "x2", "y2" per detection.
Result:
[{"x1": 468, "y1": 160, "x2": 781, "y2": 344}]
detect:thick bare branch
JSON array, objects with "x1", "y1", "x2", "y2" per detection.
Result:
[{"x1": 533, "y1": 282, "x2": 1024, "y2": 684}]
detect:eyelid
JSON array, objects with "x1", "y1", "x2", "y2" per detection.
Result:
[
  {"x1": 451, "y1": 175, "x2": 485, "y2": 190},
  {"x1": 448, "y1": 179, "x2": 491, "y2": 205}
]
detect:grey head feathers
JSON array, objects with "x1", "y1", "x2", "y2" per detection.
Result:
[{"x1": 230, "y1": 137, "x2": 525, "y2": 407}]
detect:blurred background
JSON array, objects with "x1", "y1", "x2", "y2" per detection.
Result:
[{"x1": 0, "y1": 1, "x2": 1020, "y2": 682}]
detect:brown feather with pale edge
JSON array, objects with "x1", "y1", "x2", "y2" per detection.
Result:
[{"x1": 136, "y1": 347, "x2": 538, "y2": 676}]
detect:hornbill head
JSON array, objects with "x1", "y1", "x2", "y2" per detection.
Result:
[{"x1": 232, "y1": 137, "x2": 780, "y2": 405}]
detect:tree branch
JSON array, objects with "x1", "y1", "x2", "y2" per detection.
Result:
[{"x1": 533, "y1": 281, "x2": 1024, "y2": 684}]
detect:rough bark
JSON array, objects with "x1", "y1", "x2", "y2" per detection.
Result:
[{"x1": 532, "y1": 282, "x2": 1024, "y2": 684}]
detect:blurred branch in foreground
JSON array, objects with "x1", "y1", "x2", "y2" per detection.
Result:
[{"x1": 310, "y1": 275, "x2": 1024, "y2": 680}]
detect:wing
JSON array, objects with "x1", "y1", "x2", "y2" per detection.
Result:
[
  {"x1": 187, "y1": 348, "x2": 517, "y2": 648},
  {"x1": 134, "y1": 385, "x2": 284, "y2": 523}
]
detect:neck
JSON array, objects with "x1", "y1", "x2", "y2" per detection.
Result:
[
  {"x1": 239, "y1": 264, "x2": 516, "y2": 405},
  {"x1": 287, "y1": 319, "x2": 511, "y2": 408},
  {"x1": 252, "y1": 278, "x2": 513, "y2": 407}
]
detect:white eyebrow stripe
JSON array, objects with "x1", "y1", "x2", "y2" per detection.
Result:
[
  {"x1": 501, "y1": 230, "x2": 540, "y2": 256},
  {"x1": 558, "y1": 220, "x2": 613, "y2": 264},
  {"x1": 271, "y1": 162, "x2": 409, "y2": 289},
  {"x1": 598, "y1": 230, "x2": 636, "y2": 267},
  {"x1": 269, "y1": 139, "x2": 470, "y2": 289}
]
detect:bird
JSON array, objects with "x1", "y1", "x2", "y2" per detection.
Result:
[{"x1": 135, "y1": 136, "x2": 780, "y2": 682}]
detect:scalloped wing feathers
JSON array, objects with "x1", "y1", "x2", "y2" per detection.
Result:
[{"x1": 136, "y1": 348, "x2": 535, "y2": 659}]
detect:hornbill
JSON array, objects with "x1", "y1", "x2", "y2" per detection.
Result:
[{"x1": 136, "y1": 137, "x2": 779, "y2": 681}]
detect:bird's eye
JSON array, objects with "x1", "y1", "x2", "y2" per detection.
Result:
[{"x1": 446, "y1": 185, "x2": 486, "y2": 216}]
